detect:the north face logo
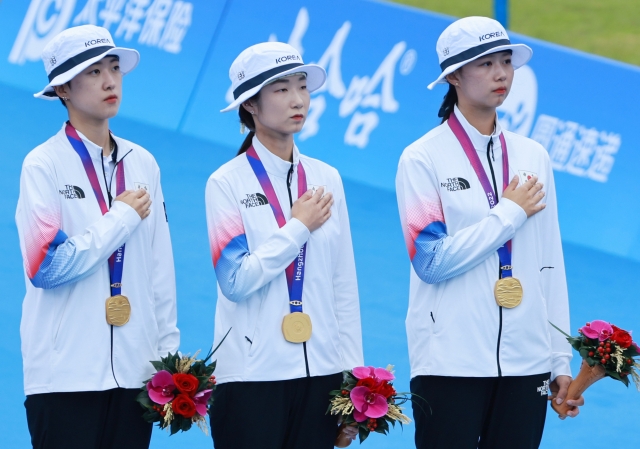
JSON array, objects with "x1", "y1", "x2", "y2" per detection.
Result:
[
  {"x1": 441, "y1": 177, "x2": 470, "y2": 192},
  {"x1": 537, "y1": 379, "x2": 550, "y2": 396},
  {"x1": 241, "y1": 193, "x2": 269, "y2": 208},
  {"x1": 59, "y1": 185, "x2": 85, "y2": 199}
]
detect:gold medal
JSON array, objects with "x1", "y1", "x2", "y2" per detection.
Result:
[
  {"x1": 494, "y1": 277, "x2": 523, "y2": 308},
  {"x1": 106, "y1": 294, "x2": 131, "y2": 326},
  {"x1": 282, "y1": 312, "x2": 312, "y2": 343}
]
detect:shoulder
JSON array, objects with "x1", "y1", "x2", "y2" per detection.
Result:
[
  {"x1": 208, "y1": 153, "x2": 251, "y2": 186},
  {"x1": 22, "y1": 132, "x2": 62, "y2": 171},
  {"x1": 399, "y1": 122, "x2": 452, "y2": 166}
]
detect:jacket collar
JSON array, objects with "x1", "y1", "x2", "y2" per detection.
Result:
[
  {"x1": 58, "y1": 122, "x2": 131, "y2": 163},
  {"x1": 251, "y1": 135, "x2": 300, "y2": 179},
  {"x1": 453, "y1": 104, "x2": 503, "y2": 153}
]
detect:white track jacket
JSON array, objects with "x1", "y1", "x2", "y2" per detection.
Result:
[
  {"x1": 396, "y1": 106, "x2": 572, "y2": 381},
  {"x1": 205, "y1": 137, "x2": 363, "y2": 383},
  {"x1": 16, "y1": 124, "x2": 179, "y2": 395}
]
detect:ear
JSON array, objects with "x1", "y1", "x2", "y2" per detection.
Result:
[
  {"x1": 53, "y1": 83, "x2": 70, "y2": 99},
  {"x1": 445, "y1": 71, "x2": 460, "y2": 86},
  {"x1": 241, "y1": 100, "x2": 255, "y2": 115}
]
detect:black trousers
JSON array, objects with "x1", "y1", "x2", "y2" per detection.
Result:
[
  {"x1": 411, "y1": 373, "x2": 550, "y2": 449},
  {"x1": 25, "y1": 388, "x2": 152, "y2": 449},
  {"x1": 210, "y1": 373, "x2": 343, "y2": 449}
]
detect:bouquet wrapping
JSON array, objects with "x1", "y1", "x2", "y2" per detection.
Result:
[
  {"x1": 551, "y1": 320, "x2": 640, "y2": 415},
  {"x1": 328, "y1": 365, "x2": 412, "y2": 446}
]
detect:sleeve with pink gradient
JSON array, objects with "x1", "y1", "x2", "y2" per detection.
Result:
[
  {"x1": 395, "y1": 154, "x2": 526, "y2": 284},
  {"x1": 16, "y1": 163, "x2": 140, "y2": 290},
  {"x1": 205, "y1": 175, "x2": 310, "y2": 303}
]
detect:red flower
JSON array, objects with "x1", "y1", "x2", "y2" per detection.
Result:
[
  {"x1": 373, "y1": 380, "x2": 396, "y2": 399},
  {"x1": 172, "y1": 373, "x2": 200, "y2": 396},
  {"x1": 356, "y1": 377, "x2": 377, "y2": 389},
  {"x1": 611, "y1": 326, "x2": 633, "y2": 349},
  {"x1": 171, "y1": 393, "x2": 197, "y2": 418}
]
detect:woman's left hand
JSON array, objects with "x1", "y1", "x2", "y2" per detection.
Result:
[
  {"x1": 335, "y1": 422, "x2": 358, "y2": 447},
  {"x1": 549, "y1": 375, "x2": 585, "y2": 419}
]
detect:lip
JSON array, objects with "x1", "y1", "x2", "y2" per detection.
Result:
[
  {"x1": 291, "y1": 114, "x2": 304, "y2": 121},
  {"x1": 493, "y1": 88, "x2": 507, "y2": 94},
  {"x1": 104, "y1": 95, "x2": 118, "y2": 104}
]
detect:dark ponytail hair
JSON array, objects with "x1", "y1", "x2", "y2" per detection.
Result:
[
  {"x1": 236, "y1": 92, "x2": 261, "y2": 155},
  {"x1": 438, "y1": 83, "x2": 458, "y2": 123}
]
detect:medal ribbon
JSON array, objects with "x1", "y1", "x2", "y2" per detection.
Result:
[
  {"x1": 246, "y1": 146, "x2": 308, "y2": 313},
  {"x1": 65, "y1": 122, "x2": 126, "y2": 296},
  {"x1": 448, "y1": 112, "x2": 513, "y2": 279}
]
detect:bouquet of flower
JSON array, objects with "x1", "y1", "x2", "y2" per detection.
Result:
[
  {"x1": 551, "y1": 320, "x2": 640, "y2": 415},
  {"x1": 328, "y1": 365, "x2": 412, "y2": 446},
  {"x1": 136, "y1": 330, "x2": 229, "y2": 435}
]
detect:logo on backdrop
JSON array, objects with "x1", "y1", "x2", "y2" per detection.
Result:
[
  {"x1": 496, "y1": 65, "x2": 619, "y2": 183},
  {"x1": 441, "y1": 177, "x2": 471, "y2": 192},
  {"x1": 10, "y1": 0, "x2": 195, "y2": 65},
  {"x1": 59, "y1": 185, "x2": 85, "y2": 199},
  {"x1": 241, "y1": 193, "x2": 269, "y2": 208},
  {"x1": 225, "y1": 7, "x2": 418, "y2": 150}
]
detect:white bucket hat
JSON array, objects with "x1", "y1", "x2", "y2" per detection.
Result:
[
  {"x1": 428, "y1": 16, "x2": 532, "y2": 90},
  {"x1": 34, "y1": 25, "x2": 139, "y2": 100},
  {"x1": 221, "y1": 42, "x2": 326, "y2": 113}
]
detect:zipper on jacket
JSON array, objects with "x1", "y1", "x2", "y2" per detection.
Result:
[
  {"x1": 486, "y1": 138, "x2": 503, "y2": 377},
  {"x1": 287, "y1": 163, "x2": 311, "y2": 378},
  {"x1": 100, "y1": 137, "x2": 124, "y2": 388}
]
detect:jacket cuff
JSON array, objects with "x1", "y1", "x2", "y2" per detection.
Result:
[
  {"x1": 493, "y1": 198, "x2": 527, "y2": 230},
  {"x1": 551, "y1": 354, "x2": 573, "y2": 382},
  {"x1": 283, "y1": 218, "x2": 311, "y2": 248},
  {"x1": 110, "y1": 201, "x2": 142, "y2": 235}
]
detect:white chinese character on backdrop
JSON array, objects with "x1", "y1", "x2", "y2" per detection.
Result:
[
  {"x1": 530, "y1": 114, "x2": 621, "y2": 183},
  {"x1": 588, "y1": 131, "x2": 620, "y2": 182},
  {"x1": 565, "y1": 126, "x2": 599, "y2": 176},
  {"x1": 139, "y1": 0, "x2": 174, "y2": 46},
  {"x1": 158, "y1": 1, "x2": 192, "y2": 53},
  {"x1": 116, "y1": 0, "x2": 150, "y2": 41},
  {"x1": 271, "y1": 8, "x2": 414, "y2": 148},
  {"x1": 549, "y1": 120, "x2": 578, "y2": 171},
  {"x1": 73, "y1": 0, "x2": 103, "y2": 26},
  {"x1": 99, "y1": 0, "x2": 127, "y2": 30}
]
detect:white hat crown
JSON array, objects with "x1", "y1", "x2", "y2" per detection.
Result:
[
  {"x1": 34, "y1": 24, "x2": 139, "y2": 100},
  {"x1": 428, "y1": 16, "x2": 532, "y2": 89},
  {"x1": 221, "y1": 42, "x2": 326, "y2": 113}
]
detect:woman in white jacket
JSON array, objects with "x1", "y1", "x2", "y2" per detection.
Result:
[
  {"x1": 205, "y1": 42, "x2": 363, "y2": 449},
  {"x1": 395, "y1": 17, "x2": 584, "y2": 449}
]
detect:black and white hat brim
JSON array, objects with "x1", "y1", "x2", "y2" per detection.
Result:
[
  {"x1": 427, "y1": 43, "x2": 532, "y2": 90},
  {"x1": 34, "y1": 46, "x2": 140, "y2": 100},
  {"x1": 221, "y1": 63, "x2": 327, "y2": 113}
]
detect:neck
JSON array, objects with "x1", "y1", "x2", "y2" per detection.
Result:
[
  {"x1": 68, "y1": 110, "x2": 111, "y2": 156},
  {"x1": 255, "y1": 129, "x2": 294, "y2": 162},
  {"x1": 456, "y1": 101, "x2": 496, "y2": 136}
]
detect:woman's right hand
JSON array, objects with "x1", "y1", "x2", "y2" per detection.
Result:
[
  {"x1": 291, "y1": 187, "x2": 333, "y2": 232},
  {"x1": 502, "y1": 175, "x2": 545, "y2": 218},
  {"x1": 115, "y1": 189, "x2": 152, "y2": 219}
]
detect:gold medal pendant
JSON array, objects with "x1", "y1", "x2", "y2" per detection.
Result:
[
  {"x1": 106, "y1": 295, "x2": 131, "y2": 326},
  {"x1": 494, "y1": 277, "x2": 523, "y2": 308},
  {"x1": 282, "y1": 312, "x2": 312, "y2": 343}
]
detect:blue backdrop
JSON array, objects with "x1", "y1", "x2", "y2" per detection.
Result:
[{"x1": 1, "y1": 0, "x2": 639, "y2": 448}]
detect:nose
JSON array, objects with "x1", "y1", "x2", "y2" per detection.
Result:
[
  {"x1": 291, "y1": 88, "x2": 305, "y2": 109},
  {"x1": 494, "y1": 63, "x2": 508, "y2": 81},
  {"x1": 103, "y1": 69, "x2": 116, "y2": 90}
]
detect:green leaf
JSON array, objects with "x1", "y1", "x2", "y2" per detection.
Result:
[
  {"x1": 169, "y1": 419, "x2": 180, "y2": 435},
  {"x1": 358, "y1": 426, "x2": 370, "y2": 443},
  {"x1": 151, "y1": 361, "x2": 172, "y2": 373},
  {"x1": 549, "y1": 321, "x2": 572, "y2": 339}
]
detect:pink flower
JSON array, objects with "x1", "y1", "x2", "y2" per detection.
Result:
[
  {"x1": 581, "y1": 320, "x2": 614, "y2": 341},
  {"x1": 147, "y1": 370, "x2": 176, "y2": 405},
  {"x1": 193, "y1": 389, "x2": 213, "y2": 416},
  {"x1": 352, "y1": 366, "x2": 395, "y2": 382},
  {"x1": 351, "y1": 386, "x2": 388, "y2": 421}
]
